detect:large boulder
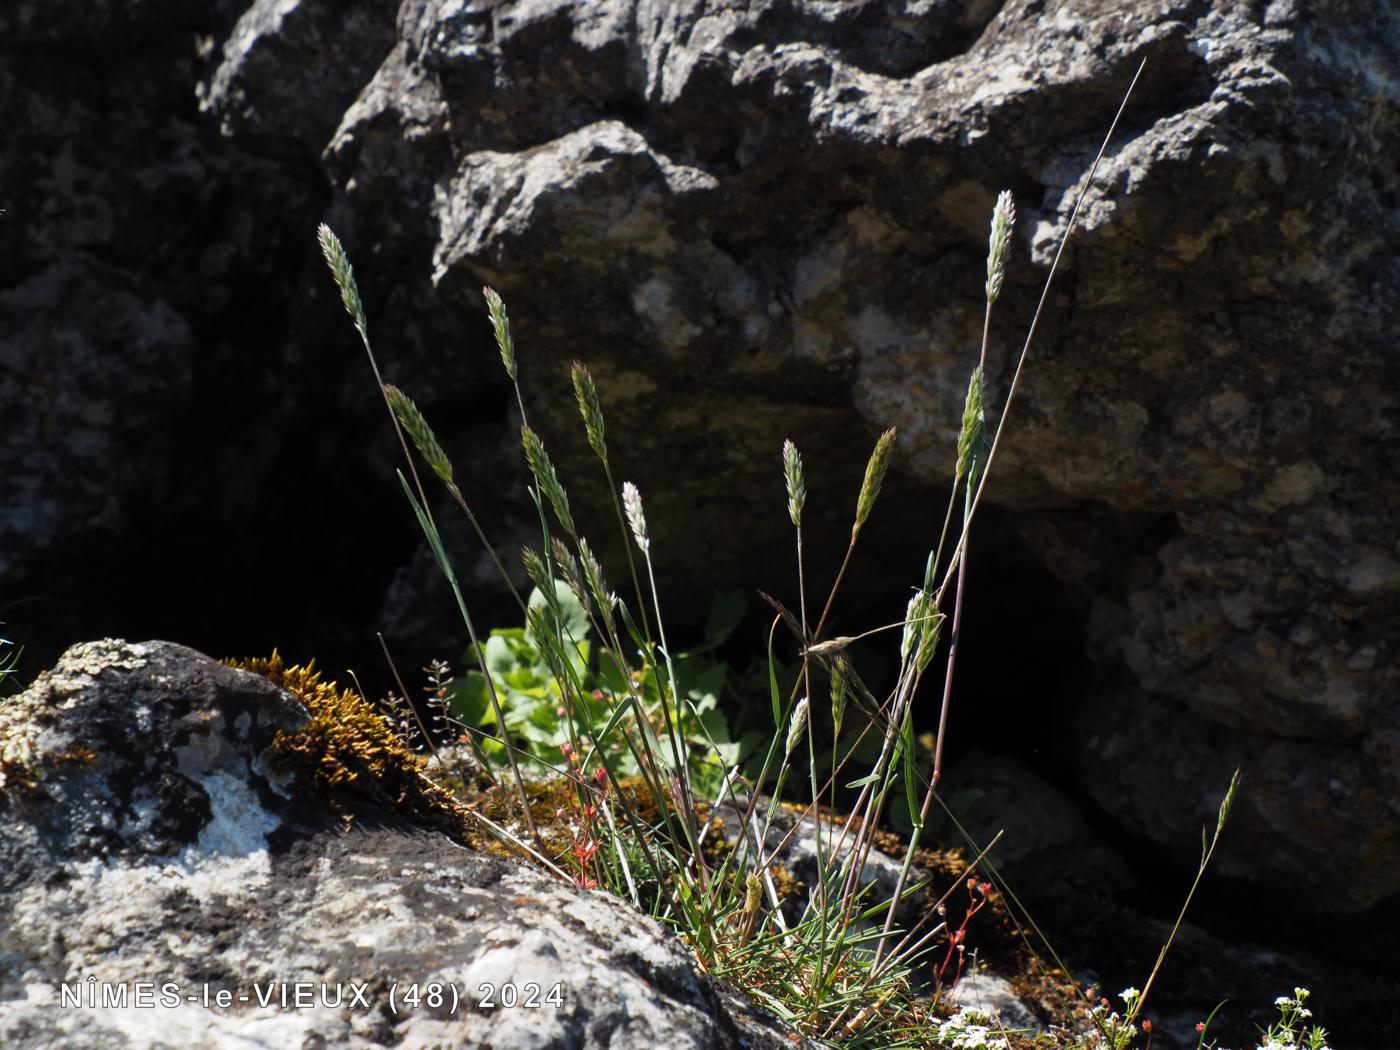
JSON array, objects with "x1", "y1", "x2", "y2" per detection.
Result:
[
  {"x1": 0, "y1": 0, "x2": 401, "y2": 676},
  {"x1": 289, "y1": 0, "x2": 1398, "y2": 914},
  {"x1": 3, "y1": 0, "x2": 1396, "y2": 943},
  {"x1": 0, "y1": 640, "x2": 804, "y2": 1049}
]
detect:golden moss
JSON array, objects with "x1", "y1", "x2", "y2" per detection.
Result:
[
  {"x1": 228, "y1": 652, "x2": 474, "y2": 842},
  {"x1": 45, "y1": 745, "x2": 98, "y2": 768}
]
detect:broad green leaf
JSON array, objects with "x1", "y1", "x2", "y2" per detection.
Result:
[
  {"x1": 446, "y1": 673, "x2": 494, "y2": 727},
  {"x1": 484, "y1": 635, "x2": 516, "y2": 676}
]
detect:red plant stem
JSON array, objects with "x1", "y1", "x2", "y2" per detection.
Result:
[{"x1": 936, "y1": 886, "x2": 986, "y2": 987}]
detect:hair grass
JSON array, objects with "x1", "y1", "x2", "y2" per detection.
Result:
[{"x1": 307, "y1": 57, "x2": 1311, "y2": 1050}]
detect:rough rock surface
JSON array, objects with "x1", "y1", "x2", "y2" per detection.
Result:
[
  {"x1": 216, "y1": 0, "x2": 1400, "y2": 918},
  {"x1": 947, "y1": 972, "x2": 1042, "y2": 1035},
  {"x1": 4, "y1": 0, "x2": 1397, "y2": 934},
  {"x1": 334, "y1": 0, "x2": 1400, "y2": 920},
  {"x1": 712, "y1": 795, "x2": 932, "y2": 929},
  {"x1": 0, "y1": 1, "x2": 403, "y2": 678},
  {"x1": 940, "y1": 750, "x2": 1133, "y2": 892},
  {"x1": 0, "y1": 640, "x2": 804, "y2": 1049}
]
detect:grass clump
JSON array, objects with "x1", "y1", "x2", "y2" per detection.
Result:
[{"x1": 308, "y1": 61, "x2": 1329, "y2": 1050}]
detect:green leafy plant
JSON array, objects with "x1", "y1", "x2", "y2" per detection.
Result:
[{"x1": 447, "y1": 583, "x2": 743, "y2": 797}]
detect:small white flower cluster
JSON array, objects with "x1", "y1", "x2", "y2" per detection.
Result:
[
  {"x1": 936, "y1": 1007, "x2": 1010, "y2": 1050},
  {"x1": 1253, "y1": 988, "x2": 1332, "y2": 1050},
  {"x1": 1068, "y1": 988, "x2": 1139, "y2": 1050},
  {"x1": 1063, "y1": 984, "x2": 1332, "y2": 1050}
]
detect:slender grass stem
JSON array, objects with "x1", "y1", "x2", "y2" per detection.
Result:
[
  {"x1": 1130, "y1": 769, "x2": 1242, "y2": 1025},
  {"x1": 639, "y1": 541, "x2": 709, "y2": 889},
  {"x1": 601, "y1": 458, "x2": 655, "y2": 646},
  {"x1": 931, "y1": 58, "x2": 1147, "y2": 611}
]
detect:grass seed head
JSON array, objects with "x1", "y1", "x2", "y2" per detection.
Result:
[
  {"x1": 622, "y1": 482, "x2": 648, "y2": 553},
  {"x1": 520, "y1": 425, "x2": 576, "y2": 535},
  {"x1": 317, "y1": 224, "x2": 367, "y2": 337},
  {"x1": 782, "y1": 439, "x2": 806, "y2": 527},
  {"x1": 744, "y1": 871, "x2": 764, "y2": 916},
  {"x1": 577, "y1": 537, "x2": 617, "y2": 615},
  {"x1": 829, "y1": 659, "x2": 848, "y2": 728},
  {"x1": 384, "y1": 384, "x2": 454, "y2": 485},
  {"x1": 483, "y1": 286, "x2": 517, "y2": 381},
  {"x1": 855, "y1": 427, "x2": 897, "y2": 535},
  {"x1": 985, "y1": 190, "x2": 1016, "y2": 304},
  {"x1": 956, "y1": 367, "x2": 987, "y2": 483},
  {"x1": 900, "y1": 589, "x2": 942, "y2": 672},
  {"x1": 785, "y1": 697, "x2": 810, "y2": 757},
  {"x1": 571, "y1": 362, "x2": 608, "y2": 464},
  {"x1": 521, "y1": 545, "x2": 551, "y2": 596},
  {"x1": 552, "y1": 538, "x2": 590, "y2": 612}
]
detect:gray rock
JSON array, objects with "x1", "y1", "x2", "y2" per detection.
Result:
[
  {"x1": 0, "y1": 1, "x2": 345, "y2": 671},
  {"x1": 306, "y1": 0, "x2": 1400, "y2": 912},
  {"x1": 0, "y1": 640, "x2": 807, "y2": 1049},
  {"x1": 940, "y1": 750, "x2": 1134, "y2": 893},
  {"x1": 4, "y1": 0, "x2": 1396, "y2": 926},
  {"x1": 946, "y1": 972, "x2": 1043, "y2": 1035},
  {"x1": 710, "y1": 794, "x2": 930, "y2": 929},
  {"x1": 1076, "y1": 685, "x2": 1400, "y2": 914}
]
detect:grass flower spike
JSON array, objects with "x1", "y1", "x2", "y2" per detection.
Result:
[
  {"x1": 317, "y1": 224, "x2": 368, "y2": 338},
  {"x1": 572, "y1": 362, "x2": 608, "y2": 464},
  {"x1": 854, "y1": 426, "x2": 897, "y2": 535},
  {"x1": 782, "y1": 440, "x2": 806, "y2": 527},
  {"x1": 483, "y1": 286, "x2": 517, "y2": 381},
  {"x1": 521, "y1": 546, "x2": 551, "y2": 596},
  {"x1": 520, "y1": 425, "x2": 576, "y2": 535},
  {"x1": 384, "y1": 385, "x2": 454, "y2": 486},
  {"x1": 985, "y1": 190, "x2": 1015, "y2": 304},
  {"x1": 785, "y1": 697, "x2": 810, "y2": 757},
  {"x1": 956, "y1": 367, "x2": 987, "y2": 484},
  {"x1": 577, "y1": 537, "x2": 617, "y2": 614},
  {"x1": 622, "y1": 482, "x2": 648, "y2": 552}
]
